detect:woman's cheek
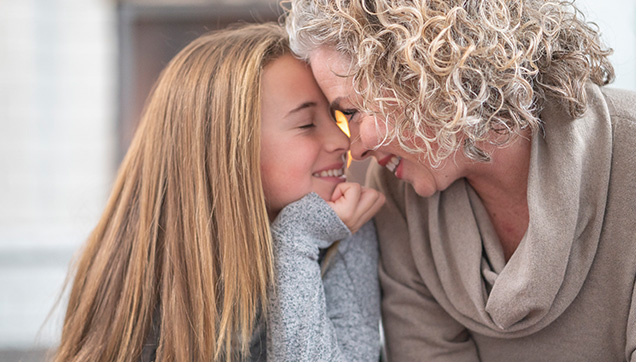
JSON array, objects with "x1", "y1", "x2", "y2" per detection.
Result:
[{"x1": 359, "y1": 115, "x2": 389, "y2": 150}]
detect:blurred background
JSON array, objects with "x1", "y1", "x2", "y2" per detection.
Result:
[{"x1": 0, "y1": 0, "x2": 634, "y2": 361}]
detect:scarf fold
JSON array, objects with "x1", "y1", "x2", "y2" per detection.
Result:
[{"x1": 408, "y1": 84, "x2": 612, "y2": 337}]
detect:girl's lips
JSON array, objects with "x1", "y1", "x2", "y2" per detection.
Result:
[{"x1": 312, "y1": 162, "x2": 346, "y2": 179}]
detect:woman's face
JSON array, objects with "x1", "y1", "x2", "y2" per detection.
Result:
[
  {"x1": 260, "y1": 54, "x2": 350, "y2": 219},
  {"x1": 309, "y1": 47, "x2": 470, "y2": 197}
]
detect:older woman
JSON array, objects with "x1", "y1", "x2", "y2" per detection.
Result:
[{"x1": 286, "y1": 0, "x2": 636, "y2": 361}]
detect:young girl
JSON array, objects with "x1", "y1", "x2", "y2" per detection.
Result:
[{"x1": 52, "y1": 23, "x2": 383, "y2": 362}]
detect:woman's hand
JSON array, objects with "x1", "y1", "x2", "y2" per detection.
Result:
[{"x1": 327, "y1": 182, "x2": 385, "y2": 233}]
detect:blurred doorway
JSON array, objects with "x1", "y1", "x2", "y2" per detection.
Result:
[{"x1": 118, "y1": 2, "x2": 283, "y2": 160}]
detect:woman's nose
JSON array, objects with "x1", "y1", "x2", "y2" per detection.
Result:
[
  {"x1": 324, "y1": 120, "x2": 350, "y2": 153},
  {"x1": 348, "y1": 120, "x2": 373, "y2": 160}
]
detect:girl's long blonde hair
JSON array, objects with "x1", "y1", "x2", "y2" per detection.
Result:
[{"x1": 53, "y1": 23, "x2": 289, "y2": 362}]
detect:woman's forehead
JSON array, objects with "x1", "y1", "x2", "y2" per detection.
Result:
[{"x1": 309, "y1": 47, "x2": 356, "y2": 101}]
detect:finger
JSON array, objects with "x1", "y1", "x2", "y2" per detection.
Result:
[
  {"x1": 331, "y1": 182, "x2": 361, "y2": 204},
  {"x1": 331, "y1": 187, "x2": 344, "y2": 202},
  {"x1": 339, "y1": 189, "x2": 381, "y2": 233},
  {"x1": 329, "y1": 183, "x2": 362, "y2": 217},
  {"x1": 327, "y1": 182, "x2": 362, "y2": 224},
  {"x1": 357, "y1": 192, "x2": 385, "y2": 225},
  {"x1": 329, "y1": 182, "x2": 348, "y2": 202},
  {"x1": 354, "y1": 189, "x2": 385, "y2": 225},
  {"x1": 356, "y1": 187, "x2": 383, "y2": 213}
]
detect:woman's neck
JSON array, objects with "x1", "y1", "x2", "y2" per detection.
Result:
[{"x1": 465, "y1": 133, "x2": 532, "y2": 261}]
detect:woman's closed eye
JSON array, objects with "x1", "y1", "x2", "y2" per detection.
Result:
[
  {"x1": 339, "y1": 109, "x2": 358, "y2": 122},
  {"x1": 299, "y1": 122, "x2": 315, "y2": 129},
  {"x1": 334, "y1": 109, "x2": 354, "y2": 137}
]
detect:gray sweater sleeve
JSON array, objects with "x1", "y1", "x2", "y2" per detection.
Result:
[{"x1": 267, "y1": 192, "x2": 381, "y2": 362}]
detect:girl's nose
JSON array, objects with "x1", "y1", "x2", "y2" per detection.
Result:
[{"x1": 323, "y1": 120, "x2": 350, "y2": 153}]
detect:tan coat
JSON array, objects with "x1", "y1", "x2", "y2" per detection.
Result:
[{"x1": 368, "y1": 84, "x2": 636, "y2": 361}]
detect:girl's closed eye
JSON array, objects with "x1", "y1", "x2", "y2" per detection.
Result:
[{"x1": 299, "y1": 122, "x2": 315, "y2": 129}]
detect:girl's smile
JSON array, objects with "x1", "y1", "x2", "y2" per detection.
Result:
[
  {"x1": 312, "y1": 162, "x2": 346, "y2": 179},
  {"x1": 260, "y1": 54, "x2": 350, "y2": 219}
]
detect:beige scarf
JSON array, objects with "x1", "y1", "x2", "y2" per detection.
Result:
[{"x1": 408, "y1": 84, "x2": 612, "y2": 337}]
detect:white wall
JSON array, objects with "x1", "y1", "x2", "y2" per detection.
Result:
[
  {"x1": 0, "y1": 0, "x2": 116, "y2": 349},
  {"x1": 576, "y1": 0, "x2": 636, "y2": 91}
]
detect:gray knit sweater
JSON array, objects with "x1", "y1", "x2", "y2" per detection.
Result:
[
  {"x1": 140, "y1": 193, "x2": 381, "y2": 362},
  {"x1": 249, "y1": 192, "x2": 381, "y2": 361}
]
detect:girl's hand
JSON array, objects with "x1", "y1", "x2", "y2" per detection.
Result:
[{"x1": 327, "y1": 182, "x2": 385, "y2": 233}]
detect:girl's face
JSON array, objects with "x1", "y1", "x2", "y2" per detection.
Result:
[
  {"x1": 260, "y1": 54, "x2": 350, "y2": 219},
  {"x1": 309, "y1": 47, "x2": 470, "y2": 197}
]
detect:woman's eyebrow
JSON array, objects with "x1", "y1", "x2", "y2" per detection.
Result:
[
  {"x1": 286, "y1": 102, "x2": 316, "y2": 117},
  {"x1": 329, "y1": 97, "x2": 345, "y2": 114}
]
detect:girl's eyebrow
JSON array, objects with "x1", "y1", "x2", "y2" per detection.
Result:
[{"x1": 286, "y1": 102, "x2": 316, "y2": 117}]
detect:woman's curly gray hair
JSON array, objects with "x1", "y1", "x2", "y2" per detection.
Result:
[{"x1": 285, "y1": 0, "x2": 614, "y2": 163}]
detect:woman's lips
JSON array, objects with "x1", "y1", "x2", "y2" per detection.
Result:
[{"x1": 378, "y1": 155, "x2": 402, "y2": 177}]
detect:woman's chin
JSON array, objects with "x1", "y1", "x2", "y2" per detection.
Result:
[{"x1": 410, "y1": 180, "x2": 438, "y2": 198}]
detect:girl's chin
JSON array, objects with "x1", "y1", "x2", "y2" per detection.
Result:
[
  {"x1": 313, "y1": 178, "x2": 346, "y2": 200},
  {"x1": 312, "y1": 187, "x2": 336, "y2": 202}
]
